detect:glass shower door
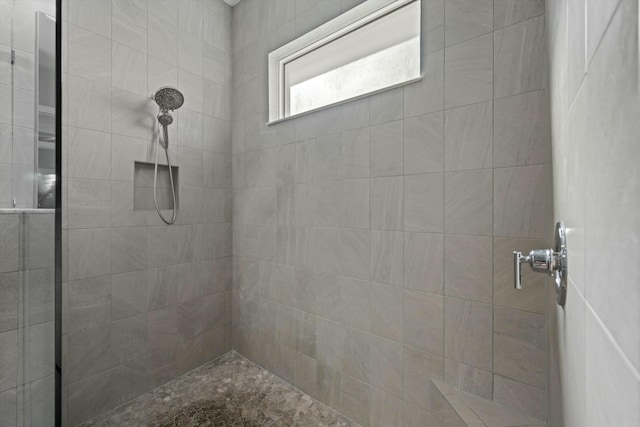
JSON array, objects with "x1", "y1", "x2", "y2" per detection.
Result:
[{"x1": 0, "y1": 1, "x2": 58, "y2": 426}]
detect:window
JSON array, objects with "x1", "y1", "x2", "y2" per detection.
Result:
[{"x1": 268, "y1": 0, "x2": 421, "y2": 123}]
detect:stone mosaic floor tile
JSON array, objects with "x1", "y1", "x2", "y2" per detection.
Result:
[{"x1": 81, "y1": 352, "x2": 357, "y2": 427}]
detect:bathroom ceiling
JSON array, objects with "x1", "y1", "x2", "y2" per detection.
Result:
[{"x1": 223, "y1": 0, "x2": 242, "y2": 6}]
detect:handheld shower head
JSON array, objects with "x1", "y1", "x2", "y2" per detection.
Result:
[
  {"x1": 157, "y1": 111, "x2": 173, "y2": 126},
  {"x1": 151, "y1": 87, "x2": 183, "y2": 225},
  {"x1": 153, "y1": 86, "x2": 184, "y2": 112}
]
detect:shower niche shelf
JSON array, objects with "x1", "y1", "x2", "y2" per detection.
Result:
[{"x1": 133, "y1": 161, "x2": 179, "y2": 211}]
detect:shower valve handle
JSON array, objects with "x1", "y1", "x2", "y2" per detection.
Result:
[
  {"x1": 513, "y1": 249, "x2": 557, "y2": 289},
  {"x1": 512, "y1": 222, "x2": 568, "y2": 306}
]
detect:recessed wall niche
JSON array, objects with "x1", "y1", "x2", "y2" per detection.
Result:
[{"x1": 133, "y1": 161, "x2": 179, "y2": 211}]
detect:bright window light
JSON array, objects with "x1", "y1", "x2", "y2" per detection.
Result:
[{"x1": 269, "y1": 0, "x2": 421, "y2": 122}]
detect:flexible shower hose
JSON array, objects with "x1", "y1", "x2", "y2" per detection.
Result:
[{"x1": 153, "y1": 124, "x2": 178, "y2": 225}]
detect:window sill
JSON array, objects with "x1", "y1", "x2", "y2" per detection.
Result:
[{"x1": 266, "y1": 75, "x2": 423, "y2": 126}]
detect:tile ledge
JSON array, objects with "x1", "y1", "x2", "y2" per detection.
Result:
[{"x1": 431, "y1": 379, "x2": 547, "y2": 427}]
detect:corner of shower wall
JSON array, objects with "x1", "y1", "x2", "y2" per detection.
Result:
[
  {"x1": 61, "y1": 0, "x2": 234, "y2": 424},
  {"x1": 546, "y1": 0, "x2": 640, "y2": 425}
]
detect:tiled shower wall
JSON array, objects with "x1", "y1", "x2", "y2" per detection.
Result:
[
  {"x1": 231, "y1": 0, "x2": 550, "y2": 425},
  {"x1": 546, "y1": 0, "x2": 640, "y2": 425},
  {"x1": 0, "y1": 212, "x2": 55, "y2": 426},
  {"x1": 61, "y1": 0, "x2": 233, "y2": 424}
]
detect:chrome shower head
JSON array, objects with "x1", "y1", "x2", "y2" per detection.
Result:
[
  {"x1": 153, "y1": 86, "x2": 184, "y2": 112},
  {"x1": 157, "y1": 111, "x2": 173, "y2": 126}
]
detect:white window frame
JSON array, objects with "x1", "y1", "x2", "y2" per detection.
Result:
[{"x1": 267, "y1": 0, "x2": 422, "y2": 124}]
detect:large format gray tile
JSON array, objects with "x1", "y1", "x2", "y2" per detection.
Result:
[
  {"x1": 494, "y1": 90, "x2": 550, "y2": 167},
  {"x1": 582, "y1": 0, "x2": 640, "y2": 371},
  {"x1": 68, "y1": 127, "x2": 112, "y2": 180},
  {"x1": 148, "y1": 13, "x2": 178, "y2": 66},
  {"x1": 313, "y1": 180, "x2": 369, "y2": 229},
  {"x1": 370, "y1": 120, "x2": 403, "y2": 178},
  {"x1": 0, "y1": 330, "x2": 17, "y2": 392},
  {"x1": 444, "y1": 0, "x2": 493, "y2": 47},
  {"x1": 0, "y1": 273, "x2": 18, "y2": 333},
  {"x1": 341, "y1": 374, "x2": 370, "y2": 426},
  {"x1": 421, "y1": 0, "x2": 445, "y2": 55},
  {"x1": 369, "y1": 335, "x2": 403, "y2": 398},
  {"x1": 404, "y1": 289, "x2": 443, "y2": 356},
  {"x1": 0, "y1": 388, "x2": 16, "y2": 427},
  {"x1": 68, "y1": 0, "x2": 112, "y2": 38},
  {"x1": 30, "y1": 322, "x2": 55, "y2": 381},
  {"x1": 340, "y1": 277, "x2": 370, "y2": 332},
  {"x1": 110, "y1": 227, "x2": 147, "y2": 274},
  {"x1": 317, "y1": 362, "x2": 342, "y2": 411},
  {"x1": 68, "y1": 229, "x2": 111, "y2": 281},
  {"x1": 111, "y1": 270, "x2": 148, "y2": 321},
  {"x1": 112, "y1": 0, "x2": 147, "y2": 53},
  {"x1": 493, "y1": 374, "x2": 546, "y2": 421},
  {"x1": 444, "y1": 297, "x2": 492, "y2": 371},
  {"x1": 494, "y1": 306, "x2": 545, "y2": 389},
  {"x1": 314, "y1": 228, "x2": 369, "y2": 280},
  {"x1": 177, "y1": 109, "x2": 204, "y2": 151},
  {"x1": 494, "y1": 16, "x2": 546, "y2": 98},
  {"x1": 370, "y1": 231, "x2": 403, "y2": 287},
  {"x1": 111, "y1": 89, "x2": 152, "y2": 140},
  {"x1": 178, "y1": 31, "x2": 204, "y2": 76},
  {"x1": 404, "y1": 232, "x2": 443, "y2": 294},
  {"x1": 566, "y1": 0, "x2": 586, "y2": 105},
  {"x1": 315, "y1": 318, "x2": 345, "y2": 372},
  {"x1": 29, "y1": 267, "x2": 55, "y2": 325},
  {"x1": 339, "y1": 97, "x2": 370, "y2": 131},
  {"x1": 404, "y1": 173, "x2": 443, "y2": 233},
  {"x1": 404, "y1": 111, "x2": 444, "y2": 175},
  {"x1": 370, "y1": 88, "x2": 404, "y2": 125},
  {"x1": 370, "y1": 283, "x2": 403, "y2": 342},
  {"x1": 342, "y1": 327, "x2": 370, "y2": 382},
  {"x1": 67, "y1": 179, "x2": 111, "y2": 229},
  {"x1": 494, "y1": 0, "x2": 544, "y2": 29},
  {"x1": 294, "y1": 351, "x2": 318, "y2": 397},
  {"x1": 444, "y1": 169, "x2": 493, "y2": 236},
  {"x1": 67, "y1": 24, "x2": 111, "y2": 85},
  {"x1": 311, "y1": 274, "x2": 342, "y2": 322},
  {"x1": 67, "y1": 276, "x2": 111, "y2": 334},
  {"x1": 67, "y1": 324, "x2": 114, "y2": 385},
  {"x1": 444, "y1": 358, "x2": 492, "y2": 400},
  {"x1": 371, "y1": 177, "x2": 403, "y2": 231},
  {"x1": 586, "y1": 0, "x2": 620, "y2": 64},
  {"x1": 0, "y1": 216, "x2": 18, "y2": 274},
  {"x1": 370, "y1": 388, "x2": 404, "y2": 427},
  {"x1": 67, "y1": 75, "x2": 111, "y2": 133},
  {"x1": 178, "y1": 0, "x2": 204, "y2": 38},
  {"x1": 68, "y1": 369, "x2": 113, "y2": 426},
  {"x1": 585, "y1": 303, "x2": 640, "y2": 427},
  {"x1": 444, "y1": 34, "x2": 493, "y2": 109},
  {"x1": 404, "y1": 345, "x2": 443, "y2": 410},
  {"x1": 444, "y1": 101, "x2": 492, "y2": 171},
  {"x1": 494, "y1": 164, "x2": 549, "y2": 239},
  {"x1": 444, "y1": 235, "x2": 492, "y2": 304},
  {"x1": 26, "y1": 214, "x2": 55, "y2": 270}
]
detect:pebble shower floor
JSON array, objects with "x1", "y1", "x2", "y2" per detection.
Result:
[{"x1": 80, "y1": 352, "x2": 356, "y2": 426}]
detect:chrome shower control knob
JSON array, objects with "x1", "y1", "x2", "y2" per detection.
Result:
[{"x1": 512, "y1": 222, "x2": 568, "y2": 306}]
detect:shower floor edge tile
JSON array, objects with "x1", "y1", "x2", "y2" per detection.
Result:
[{"x1": 79, "y1": 351, "x2": 358, "y2": 427}]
